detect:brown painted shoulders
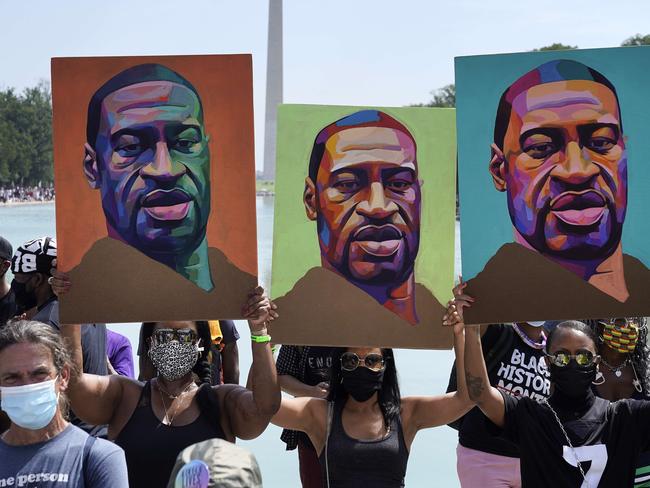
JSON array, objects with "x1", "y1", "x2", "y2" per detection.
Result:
[
  {"x1": 61, "y1": 237, "x2": 256, "y2": 323},
  {"x1": 272, "y1": 267, "x2": 452, "y2": 349},
  {"x1": 464, "y1": 242, "x2": 650, "y2": 324}
]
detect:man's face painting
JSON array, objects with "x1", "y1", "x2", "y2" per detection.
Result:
[
  {"x1": 314, "y1": 126, "x2": 421, "y2": 286},
  {"x1": 501, "y1": 79, "x2": 627, "y2": 261},
  {"x1": 93, "y1": 80, "x2": 211, "y2": 255}
]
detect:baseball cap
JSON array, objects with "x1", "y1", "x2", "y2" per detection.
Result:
[
  {"x1": 0, "y1": 236, "x2": 12, "y2": 261},
  {"x1": 167, "y1": 439, "x2": 263, "y2": 488},
  {"x1": 11, "y1": 237, "x2": 57, "y2": 275}
]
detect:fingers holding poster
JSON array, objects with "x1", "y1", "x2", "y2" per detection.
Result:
[
  {"x1": 270, "y1": 105, "x2": 456, "y2": 349},
  {"x1": 457, "y1": 47, "x2": 650, "y2": 324},
  {"x1": 52, "y1": 55, "x2": 257, "y2": 324}
]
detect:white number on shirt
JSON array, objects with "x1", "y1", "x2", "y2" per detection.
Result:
[{"x1": 562, "y1": 444, "x2": 608, "y2": 488}]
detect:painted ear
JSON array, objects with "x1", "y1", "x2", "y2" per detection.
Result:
[
  {"x1": 303, "y1": 177, "x2": 317, "y2": 221},
  {"x1": 489, "y1": 143, "x2": 507, "y2": 192},
  {"x1": 83, "y1": 143, "x2": 101, "y2": 190}
]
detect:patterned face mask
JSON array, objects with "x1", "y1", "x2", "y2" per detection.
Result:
[
  {"x1": 600, "y1": 318, "x2": 640, "y2": 354},
  {"x1": 148, "y1": 340, "x2": 202, "y2": 381}
]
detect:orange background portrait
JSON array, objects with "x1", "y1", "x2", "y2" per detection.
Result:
[{"x1": 51, "y1": 54, "x2": 257, "y2": 324}]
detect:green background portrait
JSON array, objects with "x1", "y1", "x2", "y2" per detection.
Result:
[{"x1": 271, "y1": 104, "x2": 456, "y2": 306}]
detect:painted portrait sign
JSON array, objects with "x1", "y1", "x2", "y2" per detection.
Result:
[
  {"x1": 52, "y1": 55, "x2": 257, "y2": 324},
  {"x1": 271, "y1": 105, "x2": 456, "y2": 349},
  {"x1": 457, "y1": 47, "x2": 650, "y2": 325}
]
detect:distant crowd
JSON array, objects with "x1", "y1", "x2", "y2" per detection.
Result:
[{"x1": 0, "y1": 185, "x2": 55, "y2": 204}]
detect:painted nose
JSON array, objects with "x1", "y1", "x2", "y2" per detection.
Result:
[
  {"x1": 140, "y1": 142, "x2": 187, "y2": 183},
  {"x1": 356, "y1": 182, "x2": 399, "y2": 219},
  {"x1": 552, "y1": 141, "x2": 599, "y2": 185}
]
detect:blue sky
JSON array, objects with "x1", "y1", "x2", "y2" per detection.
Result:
[{"x1": 2, "y1": 0, "x2": 650, "y2": 169}]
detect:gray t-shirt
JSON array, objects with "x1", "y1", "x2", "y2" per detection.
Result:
[{"x1": 0, "y1": 424, "x2": 128, "y2": 488}]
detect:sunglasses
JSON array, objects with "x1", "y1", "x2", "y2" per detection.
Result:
[
  {"x1": 340, "y1": 352, "x2": 385, "y2": 372},
  {"x1": 152, "y1": 328, "x2": 197, "y2": 345},
  {"x1": 546, "y1": 351, "x2": 598, "y2": 368}
]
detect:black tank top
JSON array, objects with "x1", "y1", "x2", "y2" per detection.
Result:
[
  {"x1": 115, "y1": 381, "x2": 226, "y2": 488},
  {"x1": 319, "y1": 400, "x2": 409, "y2": 488}
]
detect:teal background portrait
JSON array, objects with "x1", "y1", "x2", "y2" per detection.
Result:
[{"x1": 456, "y1": 46, "x2": 650, "y2": 281}]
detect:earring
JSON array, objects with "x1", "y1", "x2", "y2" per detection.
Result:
[{"x1": 593, "y1": 369, "x2": 605, "y2": 386}]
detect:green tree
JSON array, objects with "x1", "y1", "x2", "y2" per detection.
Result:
[
  {"x1": 412, "y1": 84, "x2": 456, "y2": 108},
  {"x1": 532, "y1": 43, "x2": 578, "y2": 51},
  {"x1": 0, "y1": 82, "x2": 52, "y2": 186},
  {"x1": 621, "y1": 34, "x2": 650, "y2": 46}
]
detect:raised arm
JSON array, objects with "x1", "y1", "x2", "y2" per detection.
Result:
[
  {"x1": 50, "y1": 262, "x2": 128, "y2": 426},
  {"x1": 219, "y1": 287, "x2": 281, "y2": 439},
  {"x1": 449, "y1": 281, "x2": 505, "y2": 428},
  {"x1": 404, "y1": 283, "x2": 474, "y2": 434},
  {"x1": 58, "y1": 323, "x2": 127, "y2": 426}
]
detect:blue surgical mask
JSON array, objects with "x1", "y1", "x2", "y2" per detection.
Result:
[{"x1": 0, "y1": 377, "x2": 59, "y2": 430}]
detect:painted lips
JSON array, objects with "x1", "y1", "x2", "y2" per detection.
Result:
[
  {"x1": 353, "y1": 225, "x2": 403, "y2": 257},
  {"x1": 141, "y1": 189, "x2": 192, "y2": 221},
  {"x1": 550, "y1": 190, "x2": 607, "y2": 226}
]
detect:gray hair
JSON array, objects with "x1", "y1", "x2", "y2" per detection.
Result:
[{"x1": 0, "y1": 320, "x2": 74, "y2": 376}]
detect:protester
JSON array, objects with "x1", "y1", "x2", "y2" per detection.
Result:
[
  {"x1": 12, "y1": 240, "x2": 108, "y2": 436},
  {"x1": 51, "y1": 266, "x2": 280, "y2": 488},
  {"x1": 446, "y1": 320, "x2": 550, "y2": 488},
  {"x1": 272, "y1": 289, "x2": 470, "y2": 488},
  {"x1": 167, "y1": 439, "x2": 263, "y2": 488},
  {"x1": 0, "y1": 236, "x2": 16, "y2": 325},
  {"x1": 0, "y1": 185, "x2": 55, "y2": 205},
  {"x1": 276, "y1": 345, "x2": 335, "y2": 487},
  {"x1": 589, "y1": 317, "x2": 650, "y2": 488},
  {"x1": 0, "y1": 320, "x2": 128, "y2": 487},
  {"x1": 208, "y1": 320, "x2": 240, "y2": 385},
  {"x1": 139, "y1": 320, "x2": 239, "y2": 386},
  {"x1": 138, "y1": 321, "x2": 215, "y2": 385},
  {"x1": 106, "y1": 329, "x2": 135, "y2": 379},
  {"x1": 450, "y1": 284, "x2": 650, "y2": 487}
]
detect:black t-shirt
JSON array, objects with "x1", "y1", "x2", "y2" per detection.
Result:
[
  {"x1": 0, "y1": 289, "x2": 16, "y2": 326},
  {"x1": 502, "y1": 393, "x2": 650, "y2": 487},
  {"x1": 457, "y1": 325, "x2": 550, "y2": 457}
]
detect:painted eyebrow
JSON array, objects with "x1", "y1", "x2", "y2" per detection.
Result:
[
  {"x1": 519, "y1": 127, "x2": 563, "y2": 149},
  {"x1": 382, "y1": 167, "x2": 416, "y2": 179},
  {"x1": 110, "y1": 124, "x2": 203, "y2": 143},
  {"x1": 339, "y1": 143, "x2": 406, "y2": 151},
  {"x1": 577, "y1": 123, "x2": 620, "y2": 141}
]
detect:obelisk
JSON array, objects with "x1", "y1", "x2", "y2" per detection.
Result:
[{"x1": 262, "y1": 0, "x2": 282, "y2": 181}]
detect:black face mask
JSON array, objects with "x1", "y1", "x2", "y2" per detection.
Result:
[
  {"x1": 11, "y1": 278, "x2": 38, "y2": 313},
  {"x1": 341, "y1": 367, "x2": 384, "y2": 402},
  {"x1": 550, "y1": 362, "x2": 597, "y2": 399}
]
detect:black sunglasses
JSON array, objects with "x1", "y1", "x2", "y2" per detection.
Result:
[
  {"x1": 152, "y1": 328, "x2": 197, "y2": 345},
  {"x1": 340, "y1": 352, "x2": 386, "y2": 372},
  {"x1": 546, "y1": 351, "x2": 598, "y2": 368}
]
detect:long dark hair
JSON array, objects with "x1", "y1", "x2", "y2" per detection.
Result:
[
  {"x1": 141, "y1": 321, "x2": 212, "y2": 385},
  {"x1": 327, "y1": 347, "x2": 401, "y2": 427}
]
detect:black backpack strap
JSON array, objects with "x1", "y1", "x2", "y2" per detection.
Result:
[{"x1": 82, "y1": 434, "x2": 97, "y2": 486}]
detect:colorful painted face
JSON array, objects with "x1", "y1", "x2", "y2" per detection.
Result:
[
  {"x1": 500, "y1": 80, "x2": 627, "y2": 261},
  {"x1": 92, "y1": 81, "x2": 210, "y2": 255},
  {"x1": 314, "y1": 127, "x2": 421, "y2": 287}
]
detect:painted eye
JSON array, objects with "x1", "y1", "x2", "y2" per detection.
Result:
[
  {"x1": 524, "y1": 142, "x2": 559, "y2": 159},
  {"x1": 586, "y1": 137, "x2": 615, "y2": 152},
  {"x1": 386, "y1": 180, "x2": 412, "y2": 191},
  {"x1": 334, "y1": 180, "x2": 361, "y2": 193}
]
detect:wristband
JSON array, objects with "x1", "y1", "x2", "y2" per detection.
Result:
[{"x1": 251, "y1": 333, "x2": 272, "y2": 343}]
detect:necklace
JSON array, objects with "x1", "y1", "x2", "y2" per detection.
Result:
[
  {"x1": 155, "y1": 379, "x2": 196, "y2": 426},
  {"x1": 600, "y1": 356, "x2": 629, "y2": 378},
  {"x1": 512, "y1": 323, "x2": 547, "y2": 350},
  {"x1": 542, "y1": 399, "x2": 589, "y2": 488},
  {"x1": 156, "y1": 378, "x2": 196, "y2": 399}
]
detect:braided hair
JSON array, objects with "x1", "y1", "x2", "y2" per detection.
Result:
[
  {"x1": 141, "y1": 321, "x2": 213, "y2": 386},
  {"x1": 585, "y1": 317, "x2": 650, "y2": 396}
]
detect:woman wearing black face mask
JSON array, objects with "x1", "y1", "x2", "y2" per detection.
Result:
[
  {"x1": 272, "y1": 301, "x2": 472, "y2": 488},
  {"x1": 451, "y1": 287, "x2": 650, "y2": 488}
]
